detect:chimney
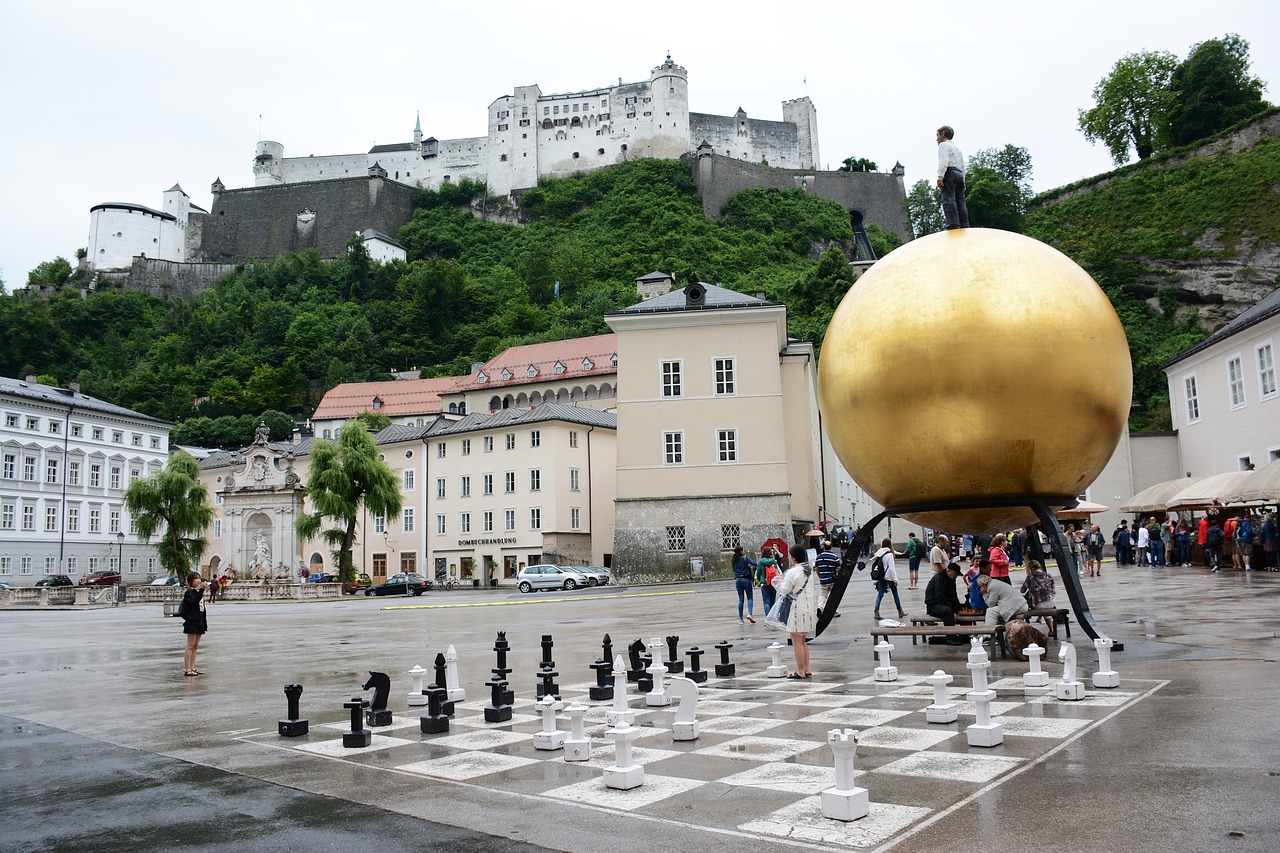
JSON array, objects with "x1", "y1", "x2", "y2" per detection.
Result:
[
  {"x1": 68, "y1": 381, "x2": 80, "y2": 393},
  {"x1": 25, "y1": 374, "x2": 38, "y2": 383}
]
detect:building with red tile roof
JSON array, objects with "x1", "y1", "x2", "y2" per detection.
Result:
[
  {"x1": 442, "y1": 334, "x2": 618, "y2": 414},
  {"x1": 310, "y1": 376, "x2": 460, "y2": 439}
]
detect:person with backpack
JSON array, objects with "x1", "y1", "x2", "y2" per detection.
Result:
[
  {"x1": 814, "y1": 541, "x2": 841, "y2": 616},
  {"x1": 1205, "y1": 519, "x2": 1225, "y2": 572},
  {"x1": 870, "y1": 538, "x2": 907, "y2": 621},
  {"x1": 1236, "y1": 513, "x2": 1255, "y2": 572},
  {"x1": 903, "y1": 532, "x2": 924, "y2": 590}
]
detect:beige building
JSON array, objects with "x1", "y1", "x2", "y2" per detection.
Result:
[
  {"x1": 605, "y1": 283, "x2": 822, "y2": 577},
  {"x1": 444, "y1": 334, "x2": 619, "y2": 416}
]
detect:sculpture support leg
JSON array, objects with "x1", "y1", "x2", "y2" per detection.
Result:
[
  {"x1": 1028, "y1": 501, "x2": 1121, "y2": 652},
  {"x1": 816, "y1": 509, "x2": 892, "y2": 638}
]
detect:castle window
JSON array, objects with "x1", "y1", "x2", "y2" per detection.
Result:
[
  {"x1": 554, "y1": 105, "x2": 559, "y2": 114},
  {"x1": 500, "y1": 154, "x2": 507, "y2": 161},
  {"x1": 543, "y1": 107, "x2": 549, "y2": 115},
  {"x1": 598, "y1": 148, "x2": 605, "y2": 155},
  {"x1": 573, "y1": 152, "x2": 579, "y2": 159}
]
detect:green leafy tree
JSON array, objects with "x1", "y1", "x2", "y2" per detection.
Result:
[
  {"x1": 1167, "y1": 34, "x2": 1269, "y2": 146},
  {"x1": 27, "y1": 256, "x2": 75, "y2": 289},
  {"x1": 295, "y1": 423, "x2": 402, "y2": 582},
  {"x1": 124, "y1": 452, "x2": 213, "y2": 579},
  {"x1": 838, "y1": 157, "x2": 877, "y2": 172},
  {"x1": 1078, "y1": 50, "x2": 1178, "y2": 163},
  {"x1": 904, "y1": 179, "x2": 944, "y2": 238},
  {"x1": 792, "y1": 246, "x2": 854, "y2": 313},
  {"x1": 353, "y1": 410, "x2": 392, "y2": 432}
]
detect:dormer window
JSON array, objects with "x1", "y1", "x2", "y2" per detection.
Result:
[
  {"x1": 476, "y1": 372, "x2": 488, "y2": 384},
  {"x1": 500, "y1": 367, "x2": 512, "y2": 381},
  {"x1": 527, "y1": 365, "x2": 538, "y2": 378},
  {"x1": 582, "y1": 357, "x2": 593, "y2": 371},
  {"x1": 610, "y1": 353, "x2": 618, "y2": 368},
  {"x1": 554, "y1": 361, "x2": 566, "y2": 375},
  {"x1": 371, "y1": 396, "x2": 383, "y2": 410}
]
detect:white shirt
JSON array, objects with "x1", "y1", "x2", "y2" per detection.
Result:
[
  {"x1": 1137, "y1": 527, "x2": 1150, "y2": 548},
  {"x1": 874, "y1": 547, "x2": 898, "y2": 583},
  {"x1": 937, "y1": 139, "x2": 965, "y2": 178}
]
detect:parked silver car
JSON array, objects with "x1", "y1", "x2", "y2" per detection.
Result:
[
  {"x1": 564, "y1": 566, "x2": 610, "y2": 586},
  {"x1": 516, "y1": 564, "x2": 583, "y2": 593}
]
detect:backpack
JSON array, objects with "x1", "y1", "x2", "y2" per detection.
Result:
[
  {"x1": 1206, "y1": 527, "x2": 1223, "y2": 547},
  {"x1": 869, "y1": 553, "x2": 886, "y2": 581}
]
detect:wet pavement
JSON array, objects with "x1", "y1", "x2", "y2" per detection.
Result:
[{"x1": 0, "y1": 565, "x2": 1277, "y2": 852}]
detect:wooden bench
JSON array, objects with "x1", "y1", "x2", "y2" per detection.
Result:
[
  {"x1": 910, "y1": 608, "x2": 1070, "y2": 641},
  {"x1": 871, "y1": 624, "x2": 1007, "y2": 659}
]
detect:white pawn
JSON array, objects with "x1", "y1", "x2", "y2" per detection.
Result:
[
  {"x1": 924, "y1": 669, "x2": 958, "y2": 724},
  {"x1": 1022, "y1": 643, "x2": 1051, "y2": 697},
  {"x1": 605, "y1": 654, "x2": 636, "y2": 726},
  {"x1": 873, "y1": 640, "x2": 898, "y2": 682},
  {"x1": 444, "y1": 644, "x2": 466, "y2": 703},
  {"x1": 533, "y1": 694, "x2": 566, "y2": 750},
  {"x1": 668, "y1": 675, "x2": 699, "y2": 741},
  {"x1": 602, "y1": 722, "x2": 644, "y2": 790},
  {"x1": 407, "y1": 664, "x2": 428, "y2": 707},
  {"x1": 1056, "y1": 642, "x2": 1086, "y2": 701},
  {"x1": 821, "y1": 728, "x2": 870, "y2": 821},
  {"x1": 966, "y1": 638, "x2": 1003, "y2": 747},
  {"x1": 1091, "y1": 637, "x2": 1119, "y2": 688},
  {"x1": 765, "y1": 642, "x2": 788, "y2": 678},
  {"x1": 563, "y1": 702, "x2": 591, "y2": 761},
  {"x1": 646, "y1": 638, "x2": 669, "y2": 706}
]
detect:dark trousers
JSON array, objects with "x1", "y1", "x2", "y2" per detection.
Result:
[
  {"x1": 941, "y1": 167, "x2": 969, "y2": 228},
  {"x1": 928, "y1": 604, "x2": 957, "y2": 626}
]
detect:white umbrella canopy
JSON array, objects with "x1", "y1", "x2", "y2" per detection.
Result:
[
  {"x1": 1119, "y1": 476, "x2": 1203, "y2": 513},
  {"x1": 1057, "y1": 499, "x2": 1109, "y2": 520},
  {"x1": 1165, "y1": 471, "x2": 1254, "y2": 511},
  {"x1": 1220, "y1": 459, "x2": 1280, "y2": 504}
]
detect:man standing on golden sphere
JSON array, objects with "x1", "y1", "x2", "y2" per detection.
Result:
[{"x1": 936, "y1": 125, "x2": 969, "y2": 230}]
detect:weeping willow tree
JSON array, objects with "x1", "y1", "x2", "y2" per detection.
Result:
[{"x1": 124, "y1": 452, "x2": 213, "y2": 578}]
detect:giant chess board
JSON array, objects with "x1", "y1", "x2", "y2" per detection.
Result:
[{"x1": 243, "y1": 668, "x2": 1165, "y2": 850}]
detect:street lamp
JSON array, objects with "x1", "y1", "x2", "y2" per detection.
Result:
[{"x1": 116, "y1": 531, "x2": 124, "y2": 576}]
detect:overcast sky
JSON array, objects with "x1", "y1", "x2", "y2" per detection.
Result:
[{"x1": 1, "y1": 1, "x2": 1276, "y2": 286}]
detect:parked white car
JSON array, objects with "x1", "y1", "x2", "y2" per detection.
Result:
[{"x1": 516, "y1": 565, "x2": 584, "y2": 593}]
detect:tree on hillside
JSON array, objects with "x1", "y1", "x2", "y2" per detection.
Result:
[
  {"x1": 838, "y1": 157, "x2": 878, "y2": 172},
  {"x1": 124, "y1": 452, "x2": 213, "y2": 579},
  {"x1": 295, "y1": 423, "x2": 402, "y2": 582},
  {"x1": 27, "y1": 256, "x2": 75, "y2": 289},
  {"x1": 904, "y1": 180, "x2": 944, "y2": 238},
  {"x1": 1078, "y1": 50, "x2": 1178, "y2": 163},
  {"x1": 966, "y1": 145, "x2": 1035, "y2": 232},
  {"x1": 1167, "y1": 34, "x2": 1269, "y2": 147},
  {"x1": 792, "y1": 246, "x2": 855, "y2": 313}
]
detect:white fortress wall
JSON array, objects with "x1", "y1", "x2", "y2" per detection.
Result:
[
  {"x1": 690, "y1": 113, "x2": 802, "y2": 168},
  {"x1": 88, "y1": 205, "x2": 180, "y2": 271}
]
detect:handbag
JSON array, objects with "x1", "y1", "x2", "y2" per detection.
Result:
[{"x1": 764, "y1": 569, "x2": 810, "y2": 631}]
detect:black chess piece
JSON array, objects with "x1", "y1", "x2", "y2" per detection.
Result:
[
  {"x1": 432, "y1": 652, "x2": 456, "y2": 716},
  {"x1": 342, "y1": 696, "x2": 372, "y2": 748},
  {"x1": 589, "y1": 657, "x2": 614, "y2": 701},
  {"x1": 626, "y1": 638, "x2": 646, "y2": 682},
  {"x1": 420, "y1": 684, "x2": 450, "y2": 734},
  {"x1": 685, "y1": 647, "x2": 708, "y2": 684},
  {"x1": 541, "y1": 634, "x2": 556, "y2": 669},
  {"x1": 484, "y1": 677, "x2": 513, "y2": 723},
  {"x1": 714, "y1": 640, "x2": 736, "y2": 677},
  {"x1": 492, "y1": 632, "x2": 514, "y2": 706},
  {"x1": 278, "y1": 684, "x2": 309, "y2": 737},
  {"x1": 601, "y1": 634, "x2": 614, "y2": 669},
  {"x1": 664, "y1": 635, "x2": 684, "y2": 674},
  {"x1": 536, "y1": 664, "x2": 560, "y2": 700},
  {"x1": 362, "y1": 671, "x2": 393, "y2": 727}
]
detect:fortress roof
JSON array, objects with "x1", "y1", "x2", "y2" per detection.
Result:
[
  {"x1": 369, "y1": 142, "x2": 417, "y2": 153},
  {"x1": 89, "y1": 202, "x2": 175, "y2": 222}
]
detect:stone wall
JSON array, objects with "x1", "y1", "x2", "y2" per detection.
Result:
[
  {"x1": 103, "y1": 257, "x2": 238, "y2": 300},
  {"x1": 691, "y1": 152, "x2": 911, "y2": 242},
  {"x1": 690, "y1": 113, "x2": 803, "y2": 169},
  {"x1": 198, "y1": 176, "x2": 417, "y2": 264}
]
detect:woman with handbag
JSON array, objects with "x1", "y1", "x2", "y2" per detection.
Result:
[
  {"x1": 180, "y1": 571, "x2": 208, "y2": 677},
  {"x1": 776, "y1": 544, "x2": 818, "y2": 678}
]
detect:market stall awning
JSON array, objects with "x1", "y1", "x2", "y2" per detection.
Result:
[
  {"x1": 1118, "y1": 476, "x2": 1203, "y2": 513},
  {"x1": 1165, "y1": 471, "x2": 1253, "y2": 511},
  {"x1": 1056, "y1": 499, "x2": 1110, "y2": 520},
  {"x1": 1218, "y1": 459, "x2": 1280, "y2": 504}
]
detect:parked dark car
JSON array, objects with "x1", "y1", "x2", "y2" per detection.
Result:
[
  {"x1": 80, "y1": 570, "x2": 122, "y2": 586},
  {"x1": 309, "y1": 573, "x2": 340, "y2": 584},
  {"x1": 365, "y1": 572, "x2": 432, "y2": 596},
  {"x1": 35, "y1": 575, "x2": 74, "y2": 588},
  {"x1": 344, "y1": 572, "x2": 372, "y2": 595}
]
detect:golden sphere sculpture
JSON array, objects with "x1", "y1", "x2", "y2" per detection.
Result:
[{"x1": 818, "y1": 228, "x2": 1132, "y2": 534}]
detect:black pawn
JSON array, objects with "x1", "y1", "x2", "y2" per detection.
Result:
[
  {"x1": 589, "y1": 657, "x2": 614, "y2": 701},
  {"x1": 601, "y1": 634, "x2": 614, "y2": 668},
  {"x1": 432, "y1": 652, "x2": 456, "y2": 716},
  {"x1": 685, "y1": 647, "x2": 708, "y2": 684},
  {"x1": 420, "y1": 684, "x2": 450, "y2": 734},
  {"x1": 715, "y1": 640, "x2": 736, "y2": 677},
  {"x1": 342, "y1": 696, "x2": 371, "y2": 748},
  {"x1": 484, "y1": 677, "x2": 513, "y2": 723},
  {"x1": 536, "y1": 664, "x2": 560, "y2": 700},
  {"x1": 664, "y1": 635, "x2": 684, "y2": 674},
  {"x1": 279, "y1": 684, "x2": 309, "y2": 737}
]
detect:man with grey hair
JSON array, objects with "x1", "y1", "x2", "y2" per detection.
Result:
[{"x1": 935, "y1": 125, "x2": 969, "y2": 230}]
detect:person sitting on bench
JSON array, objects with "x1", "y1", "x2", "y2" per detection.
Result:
[
  {"x1": 976, "y1": 573, "x2": 1028, "y2": 626},
  {"x1": 925, "y1": 563, "x2": 968, "y2": 645}
]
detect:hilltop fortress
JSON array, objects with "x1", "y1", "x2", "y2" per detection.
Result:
[{"x1": 85, "y1": 56, "x2": 909, "y2": 287}]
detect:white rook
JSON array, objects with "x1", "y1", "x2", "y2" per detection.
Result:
[
  {"x1": 444, "y1": 644, "x2": 466, "y2": 703},
  {"x1": 533, "y1": 695, "x2": 566, "y2": 750},
  {"x1": 765, "y1": 642, "x2": 788, "y2": 678},
  {"x1": 924, "y1": 669, "x2": 958, "y2": 724},
  {"x1": 407, "y1": 664, "x2": 428, "y2": 707},
  {"x1": 1056, "y1": 642, "x2": 1086, "y2": 701},
  {"x1": 1022, "y1": 643, "x2": 1051, "y2": 697},
  {"x1": 873, "y1": 640, "x2": 898, "y2": 682},
  {"x1": 821, "y1": 728, "x2": 870, "y2": 822},
  {"x1": 966, "y1": 638, "x2": 1003, "y2": 747},
  {"x1": 646, "y1": 637, "x2": 670, "y2": 706},
  {"x1": 605, "y1": 654, "x2": 636, "y2": 726},
  {"x1": 1091, "y1": 637, "x2": 1119, "y2": 688},
  {"x1": 563, "y1": 702, "x2": 591, "y2": 761},
  {"x1": 602, "y1": 722, "x2": 644, "y2": 790}
]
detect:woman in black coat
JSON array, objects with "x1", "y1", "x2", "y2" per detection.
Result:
[{"x1": 180, "y1": 572, "x2": 207, "y2": 676}]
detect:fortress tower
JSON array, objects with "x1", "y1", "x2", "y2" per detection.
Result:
[
  {"x1": 253, "y1": 141, "x2": 285, "y2": 186},
  {"x1": 645, "y1": 54, "x2": 691, "y2": 160},
  {"x1": 782, "y1": 97, "x2": 820, "y2": 170}
]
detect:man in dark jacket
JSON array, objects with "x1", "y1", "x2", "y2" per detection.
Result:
[{"x1": 925, "y1": 563, "x2": 967, "y2": 644}]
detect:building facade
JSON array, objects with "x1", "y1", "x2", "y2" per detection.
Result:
[
  {"x1": 0, "y1": 376, "x2": 171, "y2": 583},
  {"x1": 86, "y1": 184, "x2": 204, "y2": 273}
]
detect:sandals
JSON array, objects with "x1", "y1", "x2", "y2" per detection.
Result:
[
  {"x1": 787, "y1": 672, "x2": 805, "y2": 679},
  {"x1": 184, "y1": 670, "x2": 200, "y2": 677}
]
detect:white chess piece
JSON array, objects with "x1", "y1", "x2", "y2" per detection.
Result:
[
  {"x1": 605, "y1": 654, "x2": 635, "y2": 726},
  {"x1": 765, "y1": 642, "x2": 788, "y2": 678},
  {"x1": 668, "y1": 675, "x2": 699, "y2": 741},
  {"x1": 533, "y1": 694, "x2": 566, "y2": 750},
  {"x1": 444, "y1": 644, "x2": 466, "y2": 702},
  {"x1": 1022, "y1": 643, "x2": 1051, "y2": 696},
  {"x1": 602, "y1": 722, "x2": 644, "y2": 789},
  {"x1": 646, "y1": 638, "x2": 669, "y2": 706},
  {"x1": 821, "y1": 728, "x2": 870, "y2": 821},
  {"x1": 407, "y1": 664, "x2": 428, "y2": 707},
  {"x1": 873, "y1": 640, "x2": 898, "y2": 682},
  {"x1": 563, "y1": 702, "x2": 591, "y2": 761},
  {"x1": 966, "y1": 639, "x2": 1003, "y2": 747},
  {"x1": 924, "y1": 669, "x2": 958, "y2": 724},
  {"x1": 1091, "y1": 637, "x2": 1119, "y2": 688},
  {"x1": 1056, "y1": 642, "x2": 1086, "y2": 700}
]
